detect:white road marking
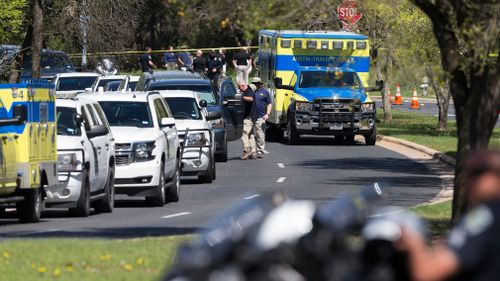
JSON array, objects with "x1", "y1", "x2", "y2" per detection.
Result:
[
  {"x1": 440, "y1": 175, "x2": 455, "y2": 179},
  {"x1": 244, "y1": 194, "x2": 261, "y2": 200},
  {"x1": 161, "y1": 212, "x2": 192, "y2": 219},
  {"x1": 276, "y1": 177, "x2": 286, "y2": 183},
  {"x1": 277, "y1": 163, "x2": 285, "y2": 168}
]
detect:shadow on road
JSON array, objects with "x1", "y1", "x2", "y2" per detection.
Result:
[
  {"x1": 292, "y1": 157, "x2": 433, "y2": 175},
  {"x1": 0, "y1": 226, "x2": 199, "y2": 239}
]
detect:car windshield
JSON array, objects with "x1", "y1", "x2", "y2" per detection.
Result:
[
  {"x1": 299, "y1": 71, "x2": 361, "y2": 89},
  {"x1": 165, "y1": 97, "x2": 202, "y2": 120},
  {"x1": 56, "y1": 76, "x2": 97, "y2": 91},
  {"x1": 56, "y1": 107, "x2": 81, "y2": 136},
  {"x1": 99, "y1": 101, "x2": 153, "y2": 128},
  {"x1": 23, "y1": 54, "x2": 72, "y2": 69},
  {"x1": 148, "y1": 84, "x2": 218, "y2": 105},
  {"x1": 96, "y1": 78, "x2": 123, "y2": 89},
  {"x1": 105, "y1": 81, "x2": 121, "y2": 91}
]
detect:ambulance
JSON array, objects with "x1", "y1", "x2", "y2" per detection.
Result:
[
  {"x1": 258, "y1": 30, "x2": 383, "y2": 145},
  {"x1": 0, "y1": 80, "x2": 57, "y2": 222}
]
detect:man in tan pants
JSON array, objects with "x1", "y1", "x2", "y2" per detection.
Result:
[
  {"x1": 249, "y1": 77, "x2": 272, "y2": 158},
  {"x1": 238, "y1": 81, "x2": 256, "y2": 160}
]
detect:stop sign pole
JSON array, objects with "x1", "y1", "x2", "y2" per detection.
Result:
[{"x1": 337, "y1": 0, "x2": 363, "y2": 31}]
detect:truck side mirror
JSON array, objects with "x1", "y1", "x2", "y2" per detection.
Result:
[
  {"x1": 274, "y1": 77, "x2": 295, "y2": 91},
  {"x1": 12, "y1": 104, "x2": 27, "y2": 124},
  {"x1": 86, "y1": 125, "x2": 109, "y2": 138},
  {"x1": 206, "y1": 111, "x2": 222, "y2": 121}
]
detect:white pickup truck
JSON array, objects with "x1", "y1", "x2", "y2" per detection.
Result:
[{"x1": 85, "y1": 92, "x2": 181, "y2": 206}]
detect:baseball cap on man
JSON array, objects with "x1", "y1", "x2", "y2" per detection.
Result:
[{"x1": 251, "y1": 77, "x2": 263, "y2": 84}]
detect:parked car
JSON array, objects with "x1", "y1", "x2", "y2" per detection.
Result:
[
  {"x1": 136, "y1": 70, "x2": 243, "y2": 162},
  {"x1": 47, "y1": 97, "x2": 115, "y2": 216},
  {"x1": 85, "y1": 92, "x2": 181, "y2": 206},
  {"x1": 117, "y1": 75, "x2": 140, "y2": 91},
  {"x1": 91, "y1": 75, "x2": 127, "y2": 92},
  {"x1": 0, "y1": 45, "x2": 75, "y2": 81},
  {"x1": 52, "y1": 72, "x2": 100, "y2": 96},
  {"x1": 161, "y1": 90, "x2": 221, "y2": 183}
]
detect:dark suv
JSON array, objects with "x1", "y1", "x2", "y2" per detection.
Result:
[
  {"x1": 136, "y1": 71, "x2": 243, "y2": 162},
  {"x1": 0, "y1": 45, "x2": 74, "y2": 81}
]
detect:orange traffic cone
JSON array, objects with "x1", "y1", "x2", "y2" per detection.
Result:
[
  {"x1": 394, "y1": 84, "x2": 403, "y2": 105},
  {"x1": 410, "y1": 88, "x2": 419, "y2": 109}
]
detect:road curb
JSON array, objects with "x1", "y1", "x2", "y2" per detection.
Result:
[{"x1": 377, "y1": 135, "x2": 456, "y2": 168}]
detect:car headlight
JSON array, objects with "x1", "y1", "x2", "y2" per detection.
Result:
[
  {"x1": 295, "y1": 101, "x2": 313, "y2": 112},
  {"x1": 57, "y1": 153, "x2": 82, "y2": 172},
  {"x1": 209, "y1": 117, "x2": 225, "y2": 129},
  {"x1": 133, "y1": 141, "x2": 156, "y2": 162},
  {"x1": 186, "y1": 132, "x2": 209, "y2": 146},
  {"x1": 361, "y1": 103, "x2": 375, "y2": 113}
]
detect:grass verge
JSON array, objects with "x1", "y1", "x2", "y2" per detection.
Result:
[
  {"x1": 0, "y1": 236, "x2": 191, "y2": 281},
  {"x1": 377, "y1": 110, "x2": 500, "y2": 158},
  {"x1": 411, "y1": 201, "x2": 452, "y2": 239}
]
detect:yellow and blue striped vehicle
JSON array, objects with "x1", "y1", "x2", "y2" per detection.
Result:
[
  {"x1": 0, "y1": 80, "x2": 57, "y2": 222},
  {"x1": 258, "y1": 30, "x2": 382, "y2": 145}
]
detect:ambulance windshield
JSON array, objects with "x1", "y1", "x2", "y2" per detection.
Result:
[{"x1": 299, "y1": 71, "x2": 361, "y2": 89}]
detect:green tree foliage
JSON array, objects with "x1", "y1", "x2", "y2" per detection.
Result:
[{"x1": 0, "y1": 0, "x2": 28, "y2": 43}]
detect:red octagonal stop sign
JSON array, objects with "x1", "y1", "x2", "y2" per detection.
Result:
[{"x1": 337, "y1": 0, "x2": 363, "y2": 25}]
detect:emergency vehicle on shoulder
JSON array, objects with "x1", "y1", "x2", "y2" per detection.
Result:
[
  {"x1": 258, "y1": 30, "x2": 383, "y2": 145},
  {"x1": 0, "y1": 80, "x2": 57, "y2": 222}
]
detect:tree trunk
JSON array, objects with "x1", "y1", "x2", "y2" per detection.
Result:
[
  {"x1": 8, "y1": 26, "x2": 33, "y2": 83},
  {"x1": 31, "y1": 0, "x2": 44, "y2": 79},
  {"x1": 371, "y1": 47, "x2": 392, "y2": 123},
  {"x1": 426, "y1": 65, "x2": 450, "y2": 131}
]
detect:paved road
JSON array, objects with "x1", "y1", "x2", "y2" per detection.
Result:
[
  {"x1": 375, "y1": 98, "x2": 500, "y2": 128},
  {"x1": 0, "y1": 138, "x2": 443, "y2": 238}
]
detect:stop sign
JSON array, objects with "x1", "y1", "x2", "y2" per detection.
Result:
[{"x1": 337, "y1": 0, "x2": 362, "y2": 25}]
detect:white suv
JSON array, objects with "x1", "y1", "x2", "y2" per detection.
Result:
[
  {"x1": 86, "y1": 92, "x2": 181, "y2": 206},
  {"x1": 46, "y1": 97, "x2": 115, "y2": 217},
  {"x1": 52, "y1": 72, "x2": 100, "y2": 96},
  {"x1": 161, "y1": 91, "x2": 220, "y2": 183}
]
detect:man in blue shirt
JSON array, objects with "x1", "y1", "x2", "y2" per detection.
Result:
[
  {"x1": 176, "y1": 49, "x2": 192, "y2": 71},
  {"x1": 250, "y1": 77, "x2": 272, "y2": 158},
  {"x1": 163, "y1": 46, "x2": 177, "y2": 70}
]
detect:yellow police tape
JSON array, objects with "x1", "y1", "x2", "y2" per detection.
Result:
[{"x1": 67, "y1": 46, "x2": 260, "y2": 58}]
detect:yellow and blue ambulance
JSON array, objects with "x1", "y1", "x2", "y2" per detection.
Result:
[
  {"x1": 0, "y1": 80, "x2": 57, "y2": 222},
  {"x1": 258, "y1": 30, "x2": 382, "y2": 145}
]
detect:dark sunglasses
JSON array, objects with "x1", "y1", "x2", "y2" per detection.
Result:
[{"x1": 468, "y1": 165, "x2": 500, "y2": 178}]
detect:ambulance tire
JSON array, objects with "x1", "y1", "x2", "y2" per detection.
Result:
[
  {"x1": 94, "y1": 167, "x2": 114, "y2": 213},
  {"x1": 364, "y1": 127, "x2": 377, "y2": 146},
  {"x1": 287, "y1": 116, "x2": 300, "y2": 145},
  {"x1": 70, "y1": 170, "x2": 91, "y2": 217},
  {"x1": 17, "y1": 188, "x2": 42, "y2": 223},
  {"x1": 265, "y1": 127, "x2": 284, "y2": 142}
]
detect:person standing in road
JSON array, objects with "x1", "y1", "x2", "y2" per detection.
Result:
[
  {"x1": 163, "y1": 46, "x2": 177, "y2": 70},
  {"x1": 177, "y1": 48, "x2": 192, "y2": 71},
  {"x1": 250, "y1": 77, "x2": 272, "y2": 157},
  {"x1": 207, "y1": 52, "x2": 223, "y2": 88},
  {"x1": 139, "y1": 46, "x2": 157, "y2": 74},
  {"x1": 192, "y1": 50, "x2": 207, "y2": 74},
  {"x1": 233, "y1": 47, "x2": 252, "y2": 83},
  {"x1": 217, "y1": 48, "x2": 227, "y2": 76},
  {"x1": 238, "y1": 81, "x2": 256, "y2": 160},
  {"x1": 398, "y1": 150, "x2": 500, "y2": 281}
]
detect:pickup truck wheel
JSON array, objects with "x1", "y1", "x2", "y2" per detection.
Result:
[
  {"x1": 167, "y1": 160, "x2": 181, "y2": 202},
  {"x1": 94, "y1": 167, "x2": 115, "y2": 213},
  {"x1": 364, "y1": 127, "x2": 377, "y2": 146},
  {"x1": 70, "y1": 170, "x2": 90, "y2": 217},
  {"x1": 146, "y1": 164, "x2": 166, "y2": 207},
  {"x1": 199, "y1": 159, "x2": 214, "y2": 183},
  {"x1": 287, "y1": 116, "x2": 300, "y2": 145},
  {"x1": 17, "y1": 188, "x2": 42, "y2": 223}
]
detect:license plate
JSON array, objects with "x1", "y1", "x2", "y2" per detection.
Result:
[{"x1": 330, "y1": 124, "x2": 343, "y2": 130}]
